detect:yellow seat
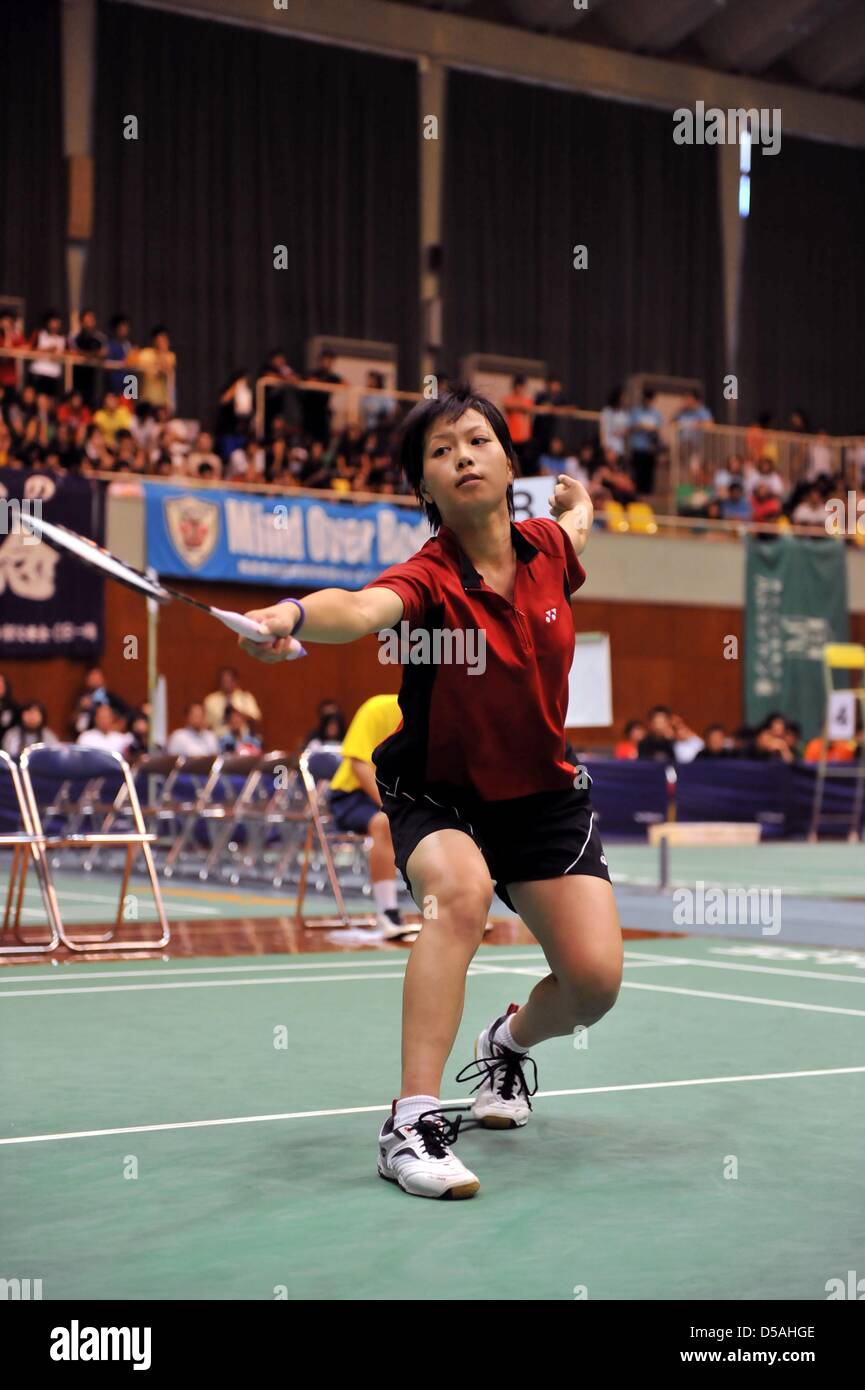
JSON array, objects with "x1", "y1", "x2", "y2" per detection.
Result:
[
  {"x1": 330, "y1": 477, "x2": 352, "y2": 493},
  {"x1": 777, "y1": 515, "x2": 791, "y2": 532},
  {"x1": 626, "y1": 502, "x2": 658, "y2": 534},
  {"x1": 605, "y1": 500, "x2": 628, "y2": 533}
]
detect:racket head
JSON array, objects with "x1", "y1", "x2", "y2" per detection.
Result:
[{"x1": 23, "y1": 513, "x2": 172, "y2": 603}]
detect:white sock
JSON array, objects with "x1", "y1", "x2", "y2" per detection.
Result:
[
  {"x1": 372, "y1": 879, "x2": 398, "y2": 914},
  {"x1": 395, "y1": 1094, "x2": 440, "y2": 1130},
  {"x1": 494, "y1": 1012, "x2": 529, "y2": 1055}
]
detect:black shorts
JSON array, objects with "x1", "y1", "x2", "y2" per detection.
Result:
[{"x1": 382, "y1": 784, "x2": 610, "y2": 913}]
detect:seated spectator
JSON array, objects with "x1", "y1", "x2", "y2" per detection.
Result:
[
  {"x1": 72, "y1": 665, "x2": 129, "y2": 737},
  {"x1": 713, "y1": 454, "x2": 751, "y2": 497},
  {"x1": 227, "y1": 437, "x2": 265, "y2": 482},
  {"x1": 126, "y1": 709, "x2": 156, "y2": 760},
  {"x1": 750, "y1": 455, "x2": 784, "y2": 497},
  {"x1": 720, "y1": 481, "x2": 751, "y2": 522},
  {"x1": 186, "y1": 430, "x2": 223, "y2": 479},
  {"x1": 792, "y1": 487, "x2": 827, "y2": 529},
  {"x1": 676, "y1": 463, "x2": 713, "y2": 517},
  {"x1": 93, "y1": 391, "x2": 134, "y2": 445},
  {"x1": 538, "y1": 436, "x2": 587, "y2": 482},
  {"x1": 785, "y1": 720, "x2": 804, "y2": 760},
  {"x1": 305, "y1": 699, "x2": 347, "y2": 748},
  {"x1": 0, "y1": 673, "x2": 20, "y2": 738},
  {"x1": 167, "y1": 702, "x2": 219, "y2": 758},
  {"x1": 752, "y1": 714, "x2": 792, "y2": 762},
  {"x1": 68, "y1": 308, "x2": 107, "y2": 407},
  {"x1": 130, "y1": 402, "x2": 162, "y2": 458},
  {"x1": 218, "y1": 708, "x2": 263, "y2": 755},
  {"x1": 203, "y1": 666, "x2": 262, "y2": 734},
  {"x1": 77, "y1": 703, "x2": 133, "y2": 754},
  {"x1": 57, "y1": 390, "x2": 92, "y2": 431},
  {"x1": 300, "y1": 439, "x2": 333, "y2": 488},
  {"x1": 638, "y1": 707, "x2": 676, "y2": 762},
  {"x1": 695, "y1": 724, "x2": 733, "y2": 759},
  {"x1": 328, "y1": 693, "x2": 413, "y2": 939},
  {"x1": 613, "y1": 719, "x2": 645, "y2": 760},
  {"x1": 105, "y1": 313, "x2": 134, "y2": 396},
  {"x1": 803, "y1": 734, "x2": 857, "y2": 763},
  {"x1": 750, "y1": 483, "x2": 782, "y2": 526},
  {"x1": 593, "y1": 450, "x2": 636, "y2": 505},
  {"x1": 2, "y1": 699, "x2": 58, "y2": 757},
  {"x1": 28, "y1": 310, "x2": 66, "y2": 398},
  {"x1": 136, "y1": 325, "x2": 176, "y2": 409},
  {"x1": 671, "y1": 714, "x2": 704, "y2": 762}
]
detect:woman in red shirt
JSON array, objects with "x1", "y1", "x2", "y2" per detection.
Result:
[{"x1": 240, "y1": 388, "x2": 622, "y2": 1200}]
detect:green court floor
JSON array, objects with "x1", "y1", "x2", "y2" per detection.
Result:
[
  {"x1": 1, "y1": 937, "x2": 863, "y2": 1300},
  {"x1": 3, "y1": 839, "x2": 863, "y2": 932}
]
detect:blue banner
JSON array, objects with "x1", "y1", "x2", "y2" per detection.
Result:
[{"x1": 144, "y1": 484, "x2": 430, "y2": 589}]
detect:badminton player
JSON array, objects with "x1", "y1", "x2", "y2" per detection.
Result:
[{"x1": 240, "y1": 387, "x2": 623, "y2": 1200}]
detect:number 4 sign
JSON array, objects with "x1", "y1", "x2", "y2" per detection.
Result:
[{"x1": 827, "y1": 690, "x2": 857, "y2": 740}]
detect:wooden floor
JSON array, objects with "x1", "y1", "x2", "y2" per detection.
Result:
[{"x1": 0, "y1": 915, "x2": 677, "y2": 964}]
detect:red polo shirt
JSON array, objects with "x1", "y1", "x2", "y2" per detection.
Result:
[{"x1": 365, "y1": 516, "x2": 586, "y2": 801}]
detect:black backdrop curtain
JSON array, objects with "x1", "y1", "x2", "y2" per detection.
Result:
[
  {"x1": 85, "y1": 1, "x2": 419, "y2": 421},
  {"x1": 0, "y1": 0, "x2": 66, "y2": 322},
  {"x1": 739, "y1": 134, "x2": 865, "y2": 434},
  {"x1": 443, "y1": 71, "x2": 724, "y2": 414}
]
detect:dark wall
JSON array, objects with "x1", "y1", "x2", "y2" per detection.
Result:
[
  {"x1": 85, "y1": 1, "x2": 420, "y2": 422},
  {"x1": 740, "y1": 133, "x2": 865, "y2": 434},
  {"x1": 0, "y1": 0, "x2": 66, "y2": 320},
  {"x1": 442, "y1": 69, "x2": 725, "y2": 414}
]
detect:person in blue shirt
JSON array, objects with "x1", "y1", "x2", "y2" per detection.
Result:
[
  {"x1": 675, "y1": 389, "x2": 713, "y2": 468},
  {"x1": 720, "y1": 481, "x2": 751, "y2": 522},
  {"x1": 627, "y1": 388, "x2": 663, "y2": 495},
  {"x1": 105, "y1": 314, "x2": 133, "y2": 396}
]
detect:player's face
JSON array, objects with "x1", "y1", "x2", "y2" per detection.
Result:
[{"x1": 422, "y1": 408, "x2": 512, "y2": 525}]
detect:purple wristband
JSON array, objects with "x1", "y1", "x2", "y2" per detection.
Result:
[{"x1": 278, "y1": 596, "x2": 305, "y2": 635}]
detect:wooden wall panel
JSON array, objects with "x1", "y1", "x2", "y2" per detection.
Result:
[{"x1": 2, "y1": 581, "x2": 746, "y2": 751}]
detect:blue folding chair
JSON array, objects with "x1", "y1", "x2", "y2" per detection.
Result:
[{"x1": 18, "y1": 744, "x2": 170, "y2": 953}]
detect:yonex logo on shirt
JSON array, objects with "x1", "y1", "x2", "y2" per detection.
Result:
[{"x1": 544, "y1": 608, "x2": 557, "y2": 623}]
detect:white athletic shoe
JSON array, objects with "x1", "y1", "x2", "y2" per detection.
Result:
[
  {"x1": 456, "y1": 1004, "x2": 537, "y2": 1129},
  {"x1": 376, "y1": 911, "x2": 420, "y2": 941},
  {"x1": 377, "y1": 1106, "x2": 480, "y2": 1199}
]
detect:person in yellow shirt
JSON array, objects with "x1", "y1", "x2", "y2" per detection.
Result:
[
  {"x1": 329, "y1": 693, "x2": 412, "y2": 938},
  {"x1": 93, "y1": 391, "x2": 134, "y2": 445}
]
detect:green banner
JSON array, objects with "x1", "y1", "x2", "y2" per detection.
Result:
[{"x1": 744, "y1": 536, "x2": 848, "y2": 740}]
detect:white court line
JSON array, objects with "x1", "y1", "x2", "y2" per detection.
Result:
[
  {"x1": 623, "y1": 949, "x2": 865, "y2": 987},
  {"x1": 2, "y1": 1065, "x2": 862, "y2": 1147},
  {"x1": 465, "y1": 964, "x2": 865, "y2": 1018},
  {"x1": 0, "y1": 951, "x2": 546, "y2": 986}
]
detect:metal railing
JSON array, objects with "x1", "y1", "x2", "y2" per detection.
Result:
[{"x1": 0, "y1": 344, "x2": 177, "y2": 410}]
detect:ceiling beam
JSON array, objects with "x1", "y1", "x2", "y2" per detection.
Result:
[{"x1": 116, "y1": 0, "x2": 865, "y2": 146}]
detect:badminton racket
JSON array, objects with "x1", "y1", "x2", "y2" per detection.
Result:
[{"x1": 22, "y1": 512, "x2": 306, "y2": 653}]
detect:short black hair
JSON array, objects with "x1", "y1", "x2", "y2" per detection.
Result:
[
  {"x1": 648, "y1": 704, "x2": 672, "y2": 718},
  {"x1": 397, "y1": 384, "x2": 518, "y2": 531}
]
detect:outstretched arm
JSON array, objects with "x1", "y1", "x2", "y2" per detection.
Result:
[{"x1": 239, "y1": 586, "x2": 404, "y2": 663}]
